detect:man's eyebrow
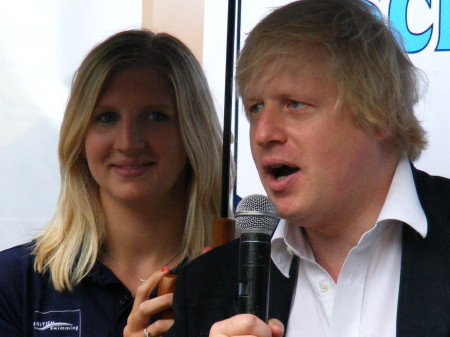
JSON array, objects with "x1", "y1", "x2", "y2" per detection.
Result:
[{"x1": 242, "y1": 95, "x2": 261, "y2": 104}]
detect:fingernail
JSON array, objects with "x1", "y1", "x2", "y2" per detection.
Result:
[{"x1": 161, "y1": 266, "x2": 169, "y2": 273}]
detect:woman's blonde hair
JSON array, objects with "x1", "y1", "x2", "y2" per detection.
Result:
[
  {"x1": 34, "y1": 29, "x2": 224, "y2": 291},
  {"x1": 237, "y1": 0, "x2": 427, "y2": 160}
]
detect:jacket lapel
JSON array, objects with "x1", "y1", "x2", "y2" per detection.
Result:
[{"x1": 397, "y1": 166, "x2": 450, "y2": 336}]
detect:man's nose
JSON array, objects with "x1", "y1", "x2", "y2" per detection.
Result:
[{"x1": 251, "y1": 105, "x2": 287, "y2": 147}]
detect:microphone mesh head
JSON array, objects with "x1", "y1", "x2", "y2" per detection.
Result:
[{"x1": 235, "y1": 194, "x2": 278, "y2": 234}]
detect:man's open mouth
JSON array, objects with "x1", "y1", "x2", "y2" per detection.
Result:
[{"x1": 268, "y1": 164, "x2": 299, "y2": 180}]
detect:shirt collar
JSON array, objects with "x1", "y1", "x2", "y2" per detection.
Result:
[
  {"x1": 89, "y1": 261, "x2": 122, "y2": 285},
  {"x1": 271, "y1": 154, "x2": 428, "y2": 277},
  {"x1": 272, "y1": 219, "x2": 293, "y2": 277},
  {"x1": 376, "y1": 154, "x2": 427, "y2": 238}
]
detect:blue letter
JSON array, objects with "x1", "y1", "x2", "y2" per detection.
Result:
[
  {"x1": 389, "y1": 0, "x2": 433, "y2": 53},
  {"x1": 436, "y1": 0, "x2": 450, "y2": 51}
]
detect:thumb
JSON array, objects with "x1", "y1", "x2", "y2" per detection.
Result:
[{"x1": 268, "y1": 318, "x2": 284, "y2": 337}]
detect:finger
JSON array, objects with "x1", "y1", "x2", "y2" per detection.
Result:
[
  {"x1": 127, "y1": 268, "x2": 172, "y2": 330},
  {"x1": 133, "y1": 267, "x2": 171, "y2": 310},
  {"x1": 145, "y1": 318, "x2": 174, "y2": 337},
  {"x1": 209, "y1": 314, "x2": 271, "y2": 337},
  {"x1": 268, "y1": 319, "x2": 284, "y2": 337},
  {"x1": 138, "y1": 293, "x2": 173, "y2": 317},
  {"x1": 124, "y1": 300, "x2": 173, "y2": 337},
  {"x1": 202, "y1": 246, "x2": 212, "y2": 254}
]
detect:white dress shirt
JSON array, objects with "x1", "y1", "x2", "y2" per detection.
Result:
[{"x1": 271, "y1": 155, "x2": 427, "y2": 337}]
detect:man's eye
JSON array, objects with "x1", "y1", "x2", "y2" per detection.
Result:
[
  {"x1": 288, "y1": 100, "x2": 305, "y2": 109},
  {"x1": 95, "y1": 111, "x2": 118, "y2": 124},
  {"x1": 249, "y1": 103, "x2": 264, "y2": 115},
  {"x1": 146, "y1": 112, "x2": 169, "y2": 122}
]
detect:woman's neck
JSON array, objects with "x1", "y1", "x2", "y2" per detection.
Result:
[{"x1": 99, "y1": 195, "x2": 186, "y2": 296}]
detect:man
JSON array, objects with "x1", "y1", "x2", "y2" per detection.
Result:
[{"x1": 167, "y1": 0, "x2": 450, "y2": 336}]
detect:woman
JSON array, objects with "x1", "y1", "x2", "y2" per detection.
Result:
[{"x1": 0, "y1": 29, "x2": 225, "y2": 336}]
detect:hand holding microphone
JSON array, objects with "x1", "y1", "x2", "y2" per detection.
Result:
[{"x1": 209, "y1": 315, "x2": 284, "y2": 337}]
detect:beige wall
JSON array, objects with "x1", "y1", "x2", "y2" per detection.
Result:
[{"x1": 142, "y1": 0, "x2": 204, "y2": 63}]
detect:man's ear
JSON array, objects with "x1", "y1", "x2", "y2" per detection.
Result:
[{"x1": 373, "y1": 123, "x2": 394, "y2": 141}]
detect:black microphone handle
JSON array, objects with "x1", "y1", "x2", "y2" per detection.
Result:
[{"x1": 238, "y1": 232, "x2": 271, "y2": 321}]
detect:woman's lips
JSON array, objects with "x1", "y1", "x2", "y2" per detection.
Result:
[{"x1": 111, "y1": 162, "x2": 154, "y2": 178}]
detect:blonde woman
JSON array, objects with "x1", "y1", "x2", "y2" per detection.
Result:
[{"x1": 0, "y1": 29, "x2": 225, "y2": 337}]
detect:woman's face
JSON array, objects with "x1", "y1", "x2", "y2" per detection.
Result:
[{"x1": 84, "y1": 67, "x2": 188, "y2": 207}]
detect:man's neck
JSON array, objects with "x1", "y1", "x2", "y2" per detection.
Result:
[{"x1": 302, "y1": 152, "x2": 401, "y2": 281}]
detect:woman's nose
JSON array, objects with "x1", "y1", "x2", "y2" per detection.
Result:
[{"x1": 114, "y1": 118, "x2": 145, "y2": 153}]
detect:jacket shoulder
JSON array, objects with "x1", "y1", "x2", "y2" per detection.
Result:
[{"x1": 181, "y1": 238, "x2": 239, "y2": 274}]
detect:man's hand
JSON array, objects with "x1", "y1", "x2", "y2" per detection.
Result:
[{"x1": 209, "y1": 314, "x2": 284, "y2": 337}]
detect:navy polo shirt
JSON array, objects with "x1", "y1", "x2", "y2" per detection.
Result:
[{"x1": 0, "y1": 242, "x2": 163, "y2": 336}]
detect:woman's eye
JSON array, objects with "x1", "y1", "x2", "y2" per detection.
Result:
[
  {"x1": 95, "y1": 111, "x2": 118, "y2": 124},
  {"x1": 146, "y1": 112, "x2": 169, "y2": 122}
]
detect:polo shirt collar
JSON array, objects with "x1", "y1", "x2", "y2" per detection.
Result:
[{"x1": 88, "y1": 261, "x2": 122, "y2": 285}]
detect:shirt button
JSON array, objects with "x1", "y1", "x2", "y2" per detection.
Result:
[
  {"x1": 318, "y1": 282, "x2": 329, "y2": 293},
  {"x1": 119, "y1": 295, "x2": 128, "y2": 304}
]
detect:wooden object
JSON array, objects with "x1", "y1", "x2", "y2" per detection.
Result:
[
  {"x1": 157, "y1": 274, "x2": 177, "y2": 319},
  {"x1": 212, "y1": 217, "x2": 236, "y2": 248}
]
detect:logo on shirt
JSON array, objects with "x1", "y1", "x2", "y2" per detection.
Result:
[{"x1": 33, "y1": 310, "x2": 80, "y2": 336}]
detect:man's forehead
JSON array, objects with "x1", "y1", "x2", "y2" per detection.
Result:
[{"x1": 242, "y1": 53, "x2": 332, "y2": 99}]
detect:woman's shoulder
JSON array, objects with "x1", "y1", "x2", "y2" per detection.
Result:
[
  {"x1": 0, "y1": 241, "x2": 36, "y2": 266},
  {"x1": 0, "y1": 241, "x2": 37, "y2": 284},
  {"x1": 0, "y1": 242, "x2": 58, "y2": 334}
]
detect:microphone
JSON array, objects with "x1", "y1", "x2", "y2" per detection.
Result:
[{"x1": 235, "y1": 194, "x2": 278, "y2": 321}]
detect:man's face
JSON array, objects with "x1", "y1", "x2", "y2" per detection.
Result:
[{"x1": 243, "y1": 50, "x2": 391, "y2": 231}]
